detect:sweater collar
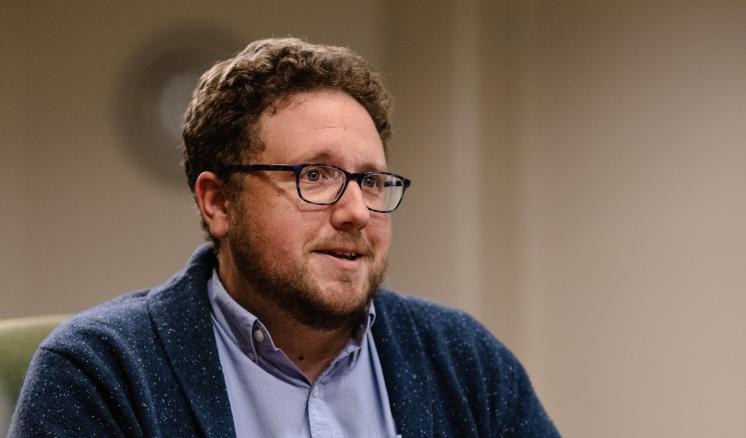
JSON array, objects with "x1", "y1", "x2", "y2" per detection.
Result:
[
  {"x1": 146, "y1": 244, "x2": 236, "y2": 438},
  {"x1": 372, "y1": 291, "x2": 436, "y2": 437}
]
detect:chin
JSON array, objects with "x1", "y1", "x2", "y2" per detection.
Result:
[{"x1": 315, "y1": 278, "x2": 373, "y2": 307}]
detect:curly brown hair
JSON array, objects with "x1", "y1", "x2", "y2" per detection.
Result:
[
  {"x1": 182, "y1": 37, "x2": 393, "y2": 192},
  {"x1": 181, "y1": 37, "x2": 393, "y2": 248}
]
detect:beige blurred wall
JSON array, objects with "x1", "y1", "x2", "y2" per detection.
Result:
[
  {"x1": 2, "y1": 1, "x2": 745, "y2": 437},
  {"x1": 511, "y1": 2, "x2": 746, "y2": 436}
]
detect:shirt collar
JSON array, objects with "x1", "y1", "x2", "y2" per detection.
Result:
[{"x1": 207, "y1": 268, "x2": 376, "y2": 381}]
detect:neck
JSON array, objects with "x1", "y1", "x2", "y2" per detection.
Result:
[
  {"x1": 217, "y1": 250, "x2": 358, "y2": 383},
  {"x1": 256, "y1": 307, "x2": 356, "y2": 383}
]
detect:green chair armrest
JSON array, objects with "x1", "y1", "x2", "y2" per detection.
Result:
[{"x1": 0, "y1": 315, "x2": 69, "y2": 405}]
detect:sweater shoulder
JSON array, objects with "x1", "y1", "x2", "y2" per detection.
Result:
[
  {"x1": 41, "y1": 289, "x2": 155, "y2": 356},
  {"x1": 376, "y1": 290, "x2": 494, "y2": 336},
  {"x1": 374, "y1": 289, "x2": 515, "y2": 361}
]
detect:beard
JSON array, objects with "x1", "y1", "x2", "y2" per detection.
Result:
[{"x1": 227, "y1": 207, "x2": 387, "y2": 331}]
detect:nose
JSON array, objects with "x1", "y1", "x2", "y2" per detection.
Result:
[{"x1": 330, "y1": 181, "x2": 371, "y2": 230}]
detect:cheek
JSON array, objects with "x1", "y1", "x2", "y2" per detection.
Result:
[
  {"x1": 261, "y1": 208, "x2": 324, "y2": 263},
  {"x1": 243, "y1": 187, "x2": 306, "y2": 245},
  {"x1": 260, "y1": 215, "x2": 302, "y2": 254},
  {"x1": 368, "y1": 216, "x2": 392, "y2": 251}
]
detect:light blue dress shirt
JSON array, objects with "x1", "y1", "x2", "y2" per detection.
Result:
[{"x1": 207, "y1": 270, "x2": 399, "y2": 438}]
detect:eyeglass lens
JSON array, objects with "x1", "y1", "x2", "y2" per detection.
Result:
[{"x1": 298, "y1": 165, "x2": 405, "y2": 211}]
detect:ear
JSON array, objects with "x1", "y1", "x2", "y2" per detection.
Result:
[{"x1": 194, "y1": 171, "x2": 231, "y2": 239}]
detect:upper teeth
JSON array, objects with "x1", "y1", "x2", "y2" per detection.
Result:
[{"x1": 326, "y1": 250, "x2": 356, "y2": 258}]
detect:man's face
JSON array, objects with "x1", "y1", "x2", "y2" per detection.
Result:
[{"x1": 226, "y1": 89, "x2": 392, "y2": 329}]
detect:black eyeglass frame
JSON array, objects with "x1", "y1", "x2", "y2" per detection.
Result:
[{"x1": 219, "y1": 163, "x2": 412, "y2": 213}]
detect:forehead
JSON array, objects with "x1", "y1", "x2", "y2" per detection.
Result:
[{"x1": 255, "y1": 90, "x2": 386, "y2": 170}]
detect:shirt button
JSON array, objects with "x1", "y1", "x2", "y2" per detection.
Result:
[
  {"x1": 311, "y1": 386, "x2": 320, "y2": 397},
  {"x1": 253, "y1": 329, "x2": 265, "y2": 343}
]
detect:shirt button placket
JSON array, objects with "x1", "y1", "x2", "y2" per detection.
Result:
[{"x1": 308, "y1": 385, "x2": 323, "y2": 437}]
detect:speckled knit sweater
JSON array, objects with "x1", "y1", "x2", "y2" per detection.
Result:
[{"x1": 10, "y1": 245, "x2": 559, "y2": 437}]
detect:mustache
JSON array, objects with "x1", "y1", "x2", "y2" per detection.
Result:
[{"x1": 312, "y1": 232, "x2": 373, "y2": 254}]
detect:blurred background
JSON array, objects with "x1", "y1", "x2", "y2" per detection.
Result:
[{"x1": 2, "y1": 1, "x2": 745, "y2": 436}]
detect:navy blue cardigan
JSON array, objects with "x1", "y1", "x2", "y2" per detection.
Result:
[{"x1": 11, "y1": 245, "x2": 558, "y2": 437}]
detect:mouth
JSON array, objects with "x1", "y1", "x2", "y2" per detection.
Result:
[{"x1": 315, "y1": 249, "x2": 362, "y2": 261}]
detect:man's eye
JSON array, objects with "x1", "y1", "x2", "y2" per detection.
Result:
[
  {"x1": 305, "y1": 170, "x2": 322, "y2": 182},
  {"x1": 302, "y1": 167, "x2": 338, "y2": 183},
  {"x1": 362, "y1": 175, "x2": 381, "y2": 188}
]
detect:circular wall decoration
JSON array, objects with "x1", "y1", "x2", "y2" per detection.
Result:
[{"x1": 118, "y1": 27, "x2": 239, "y2": 185}]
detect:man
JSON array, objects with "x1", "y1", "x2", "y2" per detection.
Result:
[{"x1": 11, "y1": 38, "x2": 559, "y2": 437}]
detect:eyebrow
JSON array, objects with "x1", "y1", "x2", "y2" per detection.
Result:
[
  {"x1": 293, "y1": 150, "x2": 387, "y2": 172},
  {"x1": 302, "y1": 151, "x2": 334, "y2": 162}
]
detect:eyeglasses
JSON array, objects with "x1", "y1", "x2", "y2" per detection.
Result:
[{"x1": 219, "y1": 163, "x2": 412, "y2": 213}]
